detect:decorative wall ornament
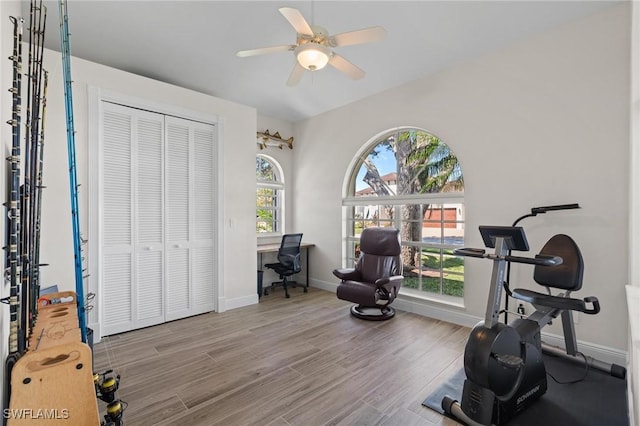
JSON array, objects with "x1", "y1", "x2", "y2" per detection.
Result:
[{"x1": 257, "y1": 129, "x2": 294, "y2": 150}]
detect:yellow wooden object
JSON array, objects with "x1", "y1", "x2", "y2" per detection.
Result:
[
  {"x1": 31, "y1": 308, "x2": 80, "y2": 351},
  {"x1": 29, "y1": 326, "x2": 81, "y2": 351},
  {"x1": 36, "y1": 305, "x2": 76, "y2": 320},
  {"x1": 7, "y1": 342, "x2": 99, "y2": 425}
]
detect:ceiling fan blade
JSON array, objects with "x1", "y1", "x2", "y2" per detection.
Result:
[
  {"x1": 331, "y1": 26, "x2": 387, "y2": 47},
  {"x1": 236, "y1": 45, "x2": 295, "y2": 58},
  {"x1": 286, "y1": 62, "x2": 306, "y2": 86},
  {"x1": 279, "y1": 7, "x2": 314, "y2": 36},
  {"x1": 328, "y1": 53, "x2": 365, "y2": 80}
]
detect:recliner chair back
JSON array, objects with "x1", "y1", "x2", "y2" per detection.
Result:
[{"x1": 357, "y1": 227, "x2": 402, "y2": 283}]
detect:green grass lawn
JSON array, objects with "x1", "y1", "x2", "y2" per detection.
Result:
[{"x1": 402, "y1": 250, "x2": 464, "y2": 297}]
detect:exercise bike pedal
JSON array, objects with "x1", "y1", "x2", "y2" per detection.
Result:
[{"x1": 493, "y1": 353, "x2": 524, "y2": 369}]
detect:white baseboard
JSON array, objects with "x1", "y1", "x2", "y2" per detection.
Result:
[
  {"x1": 310, "y1": 279, "x2": 627, "y2": 367},
  {"x1": 221, "y1": 293, "x2": 258, "y2": 312},
  {"x1": 393, "y1": 295, "x2": 480, "y2": 328},
  {"x1": 541, "y1": 331, "x2": 627, "y2": 367},
  {"x1": 311, "y1": 279, "x2": 338, "y2": 293}
]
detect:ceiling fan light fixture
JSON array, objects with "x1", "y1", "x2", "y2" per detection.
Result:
[{"x1": 295, "y1": 43, "x2": 330, "y2": 71}]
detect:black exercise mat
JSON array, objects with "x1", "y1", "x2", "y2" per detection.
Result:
[
  {"x1": 422, "y1": 353, "x2": 629, "y2": 425},
  {"x1": 423, "y1": 368, "x2": 465, "y2": 415}
]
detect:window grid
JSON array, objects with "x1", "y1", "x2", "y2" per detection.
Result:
[
  {"x1": 346, "y1": 202, "x2": 464, "y2": 297},
  {"x1": 256, "y1": 188, "x2": 279, "y2": 233},
  {"x1": 256, "y1": 155, "x2": 284, "y2": 234}
]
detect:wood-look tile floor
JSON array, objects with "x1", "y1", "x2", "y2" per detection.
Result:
[{"x1": 93, "y1": 287, "x2": 468, "y2": 426}]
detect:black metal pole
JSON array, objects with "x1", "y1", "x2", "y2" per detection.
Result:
[{"x1": 3, "y1": 15, "x2": 24, "y2": 421}]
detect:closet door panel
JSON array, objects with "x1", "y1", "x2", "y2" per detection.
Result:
[
  {"x1": 102, "y1": 109, "x2": 132, "y2": 248},
  {"x1": 102, "y1": 253, "x2": 132, "y2": 336},
  {"x1": 165, "y1": 117, "x2": 217, "y2": 316},
  {"x1": 166, "y1": 123, "x2": 190, "y2": 243},
  {"x1": 193, "y1": 247, "x2": 214, "y2": 312},
  {"x1": 191, "y1": 124, "x2": 217, "y2": 312},
  {"x1": 136, "y1": 118, "x2": 164, "y2": 245},
  {"x1": 102, "y1": 106, "x2": 134, "y2": 335},
  {"x1": 134, "y1": 116, "x2": 165, "y2": 328},
  {"x1": 165, "y1": 247, "x2": 190, "y2": 321},
  {"x1": 100, "y1": 102, "x2": 165, "y2": 334},
  {"x1": 165, "y1": 119, "x2": 191, "y2": 316},
  {"x1": 136, "y1": 251, "x2": 163, "y2": 325},
  {"x1": 193, "y1": 127, "x2": 215, "y2": 241}
]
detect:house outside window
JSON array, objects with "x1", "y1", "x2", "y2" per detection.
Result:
[
  {"x1": 256, "y1": 155, "x2": 284, "y2": 234},
  {"x1": 344, "y1": 128, "x2": 465, "y2": 298}
]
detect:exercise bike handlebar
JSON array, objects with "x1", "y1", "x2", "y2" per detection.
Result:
[
  {"x1": 454, "y1": 248, "x2": 563, "y2": 267},
  {"x1": 509, "y1": 254, "x2": 562, "y2": 266},
  {"x1": 530, "y1": 203, "x2": 580, "y2": 215}
]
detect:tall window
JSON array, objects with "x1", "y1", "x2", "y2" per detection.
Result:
[
  {"x1": 344, "y1": 128, "x2": 465, "y2": 298},
  {"x1": 256, "y1": 155, "x2": 284, "y2": 234}
]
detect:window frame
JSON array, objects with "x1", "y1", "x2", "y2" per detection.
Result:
[
  {"x1": 342, "y1": 128, "x2": 465, "y2": 301},
  {"x1": 256, "y1": 154, "x2": 285, "y2": 236}
]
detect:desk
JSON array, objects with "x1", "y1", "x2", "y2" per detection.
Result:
[{"x1": 257, "y1": 242, "x2": 315, "y2": 289}]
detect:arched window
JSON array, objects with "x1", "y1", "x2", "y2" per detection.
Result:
[
  {"x1": 256, "y1": 155, "x2": 284, "y2": 234},
  {"x1": 344, "y1": 128, "x2": 465, "y2": 298}
]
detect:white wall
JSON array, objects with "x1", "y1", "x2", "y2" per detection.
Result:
[
  {"x1": 294, "y1": 3, "x2": 630, "y2": 355},
  {"x1": 628, "y1": 1, "x2": 639, "y2": 423},
  {"x1": 631, "y1": 0, "x2": 640, "y2": 290}
]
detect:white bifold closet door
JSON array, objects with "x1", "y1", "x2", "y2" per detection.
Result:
[
  {"x1": 165, "y1": 116, "x2": 217, "y2": 322},
  {"x1": 100, "y1": 102, "x2": 216, "y2": 336}
]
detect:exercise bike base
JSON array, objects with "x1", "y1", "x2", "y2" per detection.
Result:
[
  {"x1": 442, "y1": 397, "x2": 489, "y2": 426},
  {"x1": 541, "y1": 343, "x2": 627, "y2": 379}
]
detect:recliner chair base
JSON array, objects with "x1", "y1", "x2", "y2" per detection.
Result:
[{"x1": 350, "y1": 304, "x2": 395, "y2": 321}]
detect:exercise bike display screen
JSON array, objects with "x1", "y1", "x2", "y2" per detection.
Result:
[{"x1": 479, "y1": 226, "x2": 530, "y2": 251}]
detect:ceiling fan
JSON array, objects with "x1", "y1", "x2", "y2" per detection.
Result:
[{"x1": 236, "y1": 7, "x2": 386, "y2": 86}]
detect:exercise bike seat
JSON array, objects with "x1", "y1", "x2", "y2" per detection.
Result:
[
  {"x1": 512, "y1": 289, "x2": 600, "y2": 314},
  {"x1": 512, "y1": 234, "x2": 600, "y2": 315}
]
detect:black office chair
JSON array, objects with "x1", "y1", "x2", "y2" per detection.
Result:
[{"x1": 264, "y1": 233, "x2": 306, "y2": 298}]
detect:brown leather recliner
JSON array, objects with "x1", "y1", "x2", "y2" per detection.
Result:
[{"x1": 333, "y1": 227, "x2": 403, "y2": 320}]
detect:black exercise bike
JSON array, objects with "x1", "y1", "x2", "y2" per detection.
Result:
[{"x1": 442, "y1": 224, "x2": 626, "y2": 426}]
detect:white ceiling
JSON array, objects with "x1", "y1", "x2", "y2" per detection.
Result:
[{"x1": 32, "y1": 0, "x2": 620, "y2": 122}]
